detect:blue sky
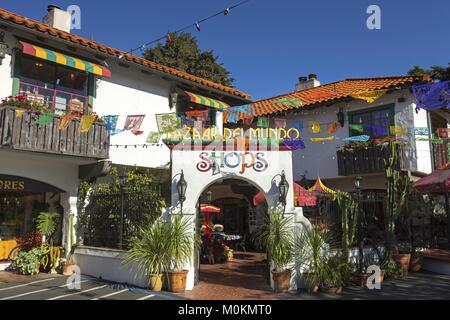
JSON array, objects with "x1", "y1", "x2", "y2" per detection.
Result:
[{"x1": 2, "y1": 0, "x2": 449, "y2": 100}]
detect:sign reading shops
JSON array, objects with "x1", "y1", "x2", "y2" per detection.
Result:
[
  {"x1": 197, "y1": 151, "x2": 269, "y2": 174},
  {"x1": 0, "y1": 175, "x2": 62, "y2": 193}
]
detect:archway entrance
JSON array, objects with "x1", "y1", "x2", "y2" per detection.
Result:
[{"x1": 194, "y1": 178, "x2": 273, "y2": 295}]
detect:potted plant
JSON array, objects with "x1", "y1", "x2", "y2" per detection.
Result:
[
  {"x1": 123, "y1": 219, "x2": 170, "y2": 292},
  {"x1": 409, "y1": 253, "x2": 423, "y2": 272},
  {"x1": 295, "y1": 224, "x2": 330, "y2": 293},
  {"x1": 320, "y1": 256, "x2": 344, "y2": 294},
  {"x1": 62, "y1": 214, "x2": 78, "y2": 276},
  {"x1": 256, "y1": 209, "x2": 294, "y2": 293},
  {"x1": 11, "y1": 247, "x2": 45, "y2": 275},
  {"x1": 36, "y1": 212, "x2": 62, "y2": 274},
  {"x1": 166, "y1": 215, "x2": 200, "y2": 293}
]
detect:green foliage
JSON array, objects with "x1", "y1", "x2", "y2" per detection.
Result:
[
  {"x1": 295, "y1": 225, "x2": 331, "y2": 275},
  {"x1": 408, "y1": 63, "x2": 450, "y2": 81},
  {"x1": 167, "y1": 215, "x2": 200, "y2": 272},
  {"x1": 11, "y1": 248, "x2": 45, "y2": 275},
  {"x1": 123, "y1": 219, "x2": 171, "y2": 277},
  {"x1": 35, "y1": 212, "x2": 60, "y2": 241},
  {"x1": 335, "y1": 191, "x2": 358, "y2": 258},
  {"x1": 78, "y1": 166, "x2": 167, "y2": 246},
  {"x1": 382, "y1": 258, "x2": 406, "y2": 280},
  {"x1": 384, "y1": 141, "x2": 413, "y2": 254},
  {"x1": 320, "y1": 255, "x2": 354, "y2": 288},
  {"x1": 255, "y1": 209, "x2": 294, "y2": 272},
  {"x1": 143, "y1": 32, "x2": 234, "y2": 86}
]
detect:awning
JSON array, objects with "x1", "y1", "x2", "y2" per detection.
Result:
[
  {"x1": 414, "y1": 169, "x2": 450, "y2": 194},
  {"x1": 308, "y1": 177, "x2": 336, "y2": 196},
  {"x1": 185, "y1": 91, "x2": 229, "y2": 111},
  {"x1": 294, "y1": 183, "x2": 317, "y2": 207},
  {"x1": 20, "y1": 41, "x2": 111, "y2": 78}
]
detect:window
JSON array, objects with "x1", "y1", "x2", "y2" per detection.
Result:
[
  {"x1": 349, "y1": 105, "x2": 395, "y2": 138},
  {"x1": 176, "y1": 94, "x2": 216, "y2": 128},
  {"x1": 18, "y1": 55, "x2": 90, "y2": 115}
]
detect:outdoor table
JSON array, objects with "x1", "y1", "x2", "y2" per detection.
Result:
[{"x1": 224, "y1": 235, "x2": 243, "y2": 250}]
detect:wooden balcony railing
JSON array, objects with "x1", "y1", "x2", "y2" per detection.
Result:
[
  {"x1": 337, "y1": 143, "x2": 408, "y2": 176},
  {"x1": 0, "y1": 107, "x2": 109, "y2": 159}
]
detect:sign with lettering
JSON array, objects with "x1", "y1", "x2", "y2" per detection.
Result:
[
  {"x1": 0, "y1": 175, "x2": 62, "y2": 193},
  {"x1": 196, "y1": 151, "x2": 269, "y2": 174}
]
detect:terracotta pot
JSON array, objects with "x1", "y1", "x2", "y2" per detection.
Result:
[
  {"x1": 168, "y1": 270, "x2": 189, "y2": 293},
  {"x1": 380, "y1": 271, "x2": 385, "y2": 283},
  {"x1": 320, "y1": 286, "x2": 343, "y2": 294},
  {"x1": 148, "y1": 274, "x2": 163, "y2": 292},
  {"x1": 62, "y1": 262, "x2": 77, "y2": 276},
  {"x1": 272, "y1": 269, "x2": 292, "y2": 293},
  {"x1": 392, "y1": 253, "x2": 411, "y2": 274},
  {"x1": 302, "y1": 273, "x2": 320, "y2": 293},
  {"x1": 409, "y1": 254, "x2": 423, "y2": 272},
  {"x1": 355, "y1": 273, "x2": 370, "y2": 288}
]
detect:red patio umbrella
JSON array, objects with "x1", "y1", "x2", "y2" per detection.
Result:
[
  {"x1": 253, "y1": 192, "x2": 266, "y2": 207},
  {"x1": 200, "y1": 204, "x2": 221, "y2": 225},
  {"x1": 413, "y1": 169, "x2": 450, "y2": 194}
]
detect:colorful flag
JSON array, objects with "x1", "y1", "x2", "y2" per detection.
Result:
[
  {"x1": 284, "y1": 138, "x2": 305, "y2": 150},
  {"x1": 390, "y1": 126, "x2": 407, "y2": 137},
  {"x1": 412, "y1": 81, "x2": 450, "y2": 111},
  {"x1": 103, "y1": 115, "x2": 119, "y2": 132},
  {"x1": 349, "y1": 124, "x2": 364, "y2": 133},
  {"x1": 327, "y1": 122, "x2": 339, "y2": 134},
  {"x1": 79, "y1": 115, "x2": 96, "y2": 133},
  {"x1": 146, "y1": 132, "x2": 161, "y2": 144},
  {"x1": 309, "y1": 122, "x2": 321, "y2": 134},
  {"x1": 156, "y1": 113, "x2": 179, "y2": 134},
  {"x1": 310, "y1": 136, "x2": 335, "y2": 143},
  {"x1": 36, "y1": 113, "x2": 54, "y2": 126},
  {"x1": 343, "y1": 135, "x2": 371, "y2": 142},
  {"x1": 274, "y1": 118, "x2": 287, "y2": 129},
  {"x1": 257, "y1": 117, "x2": 270, "y2": 128},
  {"x1": 124, "y1": 115, "x2": 145, "y2": 131},
  {"x1": 15, "y1": 109, "x2": 25, "y2": 119},
  {"x1": 59, "y1": 113, "x2": 76, "y2": 130},
  {"x1": 350, "y1": 89, "x2": 388, "y2": 104}
]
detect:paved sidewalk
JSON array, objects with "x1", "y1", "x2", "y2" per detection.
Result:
[
  {"x1": 0, "y1": 272, "x2": 182, "y2": 300},
  {"x1": 177, "y1": 251, "x2": 450, "y2": 300}
]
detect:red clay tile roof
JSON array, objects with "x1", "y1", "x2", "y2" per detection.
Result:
[
  {"x1": 0, "y1": 8, "x2": 250, "y2": 100},
  {"x1": 252, "y1": 76, "x2": 430, "y2": 116}
]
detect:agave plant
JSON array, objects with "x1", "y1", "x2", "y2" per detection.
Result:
[
  {"x1": 255, "y1": 209, "x2": 294, "y2": 272},
  {"x1": 123, "y1": 219, "x2": 171, "y2": 278},
  {"x1": 167, "y1": 215, "x2": 200, "y2": 272}
]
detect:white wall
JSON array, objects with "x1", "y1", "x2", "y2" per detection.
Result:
[
  {"x1": 0, "y1": 150, "x2": 88, "y2": 195},
  {"x1": 286, "y1": 89, "x2": 431, "y2": 182},
  {"x1": 0, "y1": 32, "x2": 15, "y2": 99},
  {"x1": 93, "y1": 62, "x2": 173, "y2": 169}
]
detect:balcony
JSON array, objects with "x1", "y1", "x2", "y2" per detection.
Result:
[
  {"x1": 0, "y1": 107, "x2": 109, "y2": 159},
  {"x1": 337, "y1": 143, "x2": 408, "y2": 176}
]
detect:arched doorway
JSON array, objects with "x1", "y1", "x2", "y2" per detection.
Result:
[{"x1": 194, "y1": 178, "x2": 273, "y2": 293}]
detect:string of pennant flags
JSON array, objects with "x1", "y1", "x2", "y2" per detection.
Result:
[{"x1": 124, "y1": 0, "x2": 251, "y2": 56}]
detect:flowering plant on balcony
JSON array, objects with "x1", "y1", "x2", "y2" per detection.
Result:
[{"x1": 1, "y1": 94, "x2": 52, "y2": 114}]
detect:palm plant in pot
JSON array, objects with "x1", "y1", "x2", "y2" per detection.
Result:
[
  {"x1": 256, "y1": 209, "x2": 294, "y2": 293},
  {"x1": 123, "y1": 219, "x2": 171, "y2": 292},
  {"x1": 166, "y1": 215, "x2": 200, "y2": 293},
  {"x1": 36, "y1": 212, "x2": 62, "y2": 274},
  {"x1": 320, "y1": 256, "x2": 345, "y2": 294},
  {"x1": 295, "y1": 224, "x2": 331, "y2": 293}
]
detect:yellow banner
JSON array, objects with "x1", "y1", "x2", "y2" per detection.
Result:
[
  {"x1": 79, "y1": 115, "x2": 96, "y2": 133},
  {"x1": 351, "y1": 89, "x2": 388, "y2": 104}
]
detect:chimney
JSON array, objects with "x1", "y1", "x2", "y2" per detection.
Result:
[
  {"x1": 295, "y1": 73, "x2": 321, "y2": 91},
  {"x1": 43, "y1": 5, "x2": 71, "y2": 33}
]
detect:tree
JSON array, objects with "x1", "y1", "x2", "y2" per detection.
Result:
[
  {"x1": 143, "y1": 32, "x2": 234, "y2": 86},
  {"x1": 408, "y1": 63, "x2": 450, "y2": 81}
]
